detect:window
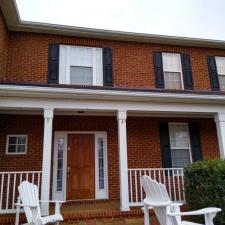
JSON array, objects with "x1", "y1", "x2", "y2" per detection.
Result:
[
  {"x1": 162, "y1": 53, "x2": 183, "y2": 90},
  {"x1": 59, "y1": 45, "x2": 103, "y2": 86},
  {"x1": 215, "y1": 57, "x2": 225, "y2": 91},
  {"x1": 6, "y1": 135, "x2": 27, "y2": 154},
  {"x1": 168, "y1": 124, "x2": 192, "y2": 168}
]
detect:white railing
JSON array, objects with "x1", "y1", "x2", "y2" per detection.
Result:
[
  {"x1": 0, "y1": 171, "x2": 42, "y2": 213},
  {"x1": 128, "y1": 168, "x2": 185, "y2": 206}
]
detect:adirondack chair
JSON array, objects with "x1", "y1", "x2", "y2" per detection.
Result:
[
  {"x1": 15, "y1": 181, "x2": 64, "y2": 225},
  {"x1": 141, "y1": 175, "x2": 221, "y2": 225}
]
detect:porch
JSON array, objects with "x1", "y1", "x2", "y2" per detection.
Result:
[{"x1": 1, "y1": 85, "x2": 225, "y2": 217}]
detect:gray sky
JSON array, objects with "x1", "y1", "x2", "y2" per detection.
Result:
[{"x1": 16, "y1": 0, "x2": 225, "y2": 41}]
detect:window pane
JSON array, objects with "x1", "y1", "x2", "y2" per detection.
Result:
[
  {"x1": 8, "y1": 145, "x2": 16, "y2": 153},
  {"x1": 171, "y1": 149, "x2": 191, "y2": 168},
  {"x1": 169, "y1": 124, "x2": 189, "y2": 149},
  {"x1": 70, "y1": 66, "x2": 93, "y2": 85},
  {"x1": 8, "y1": 137, "x2": 17, "y2": 144},
  {"x1": 219, "y1": 75, "x2": 225, "y2": 91},
  {"x1": 162, "y1": 53, "x2": 181, "y2": 72},
  {"x1": 98, "y1": 138, "x2": 104, "y2": 190},
  {"x1": 164, "y1": 72, "x2": 182, "y2": 90},
  {"x1": 216, "y1": 57, "x2": 225, "y2": 75},
  {"x1": 17, "y1": 145, "x2": 26, "y2": 153},
  {"x1": 18, "y1": 136, "x2": 26, "y2": 144},
  {"x1": 57, "y1": 138, "x2": 64, "y2": 192}
]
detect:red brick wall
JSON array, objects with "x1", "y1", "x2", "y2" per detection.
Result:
[
  {"x1": 0, "y1": 115, "x2": 220, "y2": 200},
  {"x1": 0, "y1": 9, "x2": 8, "y2": 79},
  {"x1": 0, "y1": 115, "x2": 43, "y2": 171},
  {"x1": 3, "y1": 31, "x2": 225, "y2": 91}
]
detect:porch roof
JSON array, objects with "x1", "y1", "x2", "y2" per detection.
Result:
[{"x1": 1, "y1": 82, "x2": 225, "y2": 105}]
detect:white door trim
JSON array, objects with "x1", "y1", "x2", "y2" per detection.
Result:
[{"x1": 52, "y1": 131, "x2": 108, "y2": 201}]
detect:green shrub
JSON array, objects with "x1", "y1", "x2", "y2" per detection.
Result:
[{"x1": 184, "y1": 159, "x2": 225, "y2": 224}]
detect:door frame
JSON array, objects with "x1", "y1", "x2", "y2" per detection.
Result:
[{"x1": 52, "y1": 131, "x2": 108, "y2": 201}]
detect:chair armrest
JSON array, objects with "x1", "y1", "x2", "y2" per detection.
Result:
[
  {"x1": 171, "y1": 202, "x2": 183, "y2": 207},
  {"x1": 144, "y1": 198, "x2": 171, "y2": 207},
  {"x1": 39, "y1": 200, "x2": 65, "y2": 203},
  {"x1": 15, "y1": 203, "x2": 39, "y2": 208},
  {"x1": 168, "y1": 207, "x2": 221, "y2": 217}
]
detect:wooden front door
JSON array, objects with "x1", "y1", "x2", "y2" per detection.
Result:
[{"x1": 67, "y1": 134, "x2": 95, "y2": 200}]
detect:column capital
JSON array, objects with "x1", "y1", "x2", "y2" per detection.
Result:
[
  {"x1": 117, "y1": 110, "x2": 127, "y2": 121},
  {"x1": 43, "y1": 108, "x2": 54, "y2": 119},
  {"x1": 214, "y1": 113, "x2": 225, "y2": 123}
]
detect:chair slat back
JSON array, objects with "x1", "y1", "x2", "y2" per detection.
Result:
[
  {"x1": 18, "y1": 181, "x2": 41, "y2": 223},
  {"x1": 142, "y1": 176, "x2": 179, "y2": 225}
]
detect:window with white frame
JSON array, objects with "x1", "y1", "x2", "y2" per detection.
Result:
[
  {"x1": 168, "y1": 124, "x2": 192, "y2": 168},
  {"x1": 6, "y1": 135, "x2": 28, "y2": 154},
  {"x1": 59, "y1": 45, "x2": 103, "y2": 86},
  {"x1": 162, "y1": 53, "x2": 183, "y2": 90},
  {"x1": 215, "y1": 57, "x2": 225, "y2": 91}
]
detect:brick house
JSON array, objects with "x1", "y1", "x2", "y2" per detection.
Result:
[{"x1": 0, "y1": 0, "x2": 225, "y2": 218}]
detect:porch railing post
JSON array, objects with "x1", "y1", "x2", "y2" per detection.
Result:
[
  {"x1": 117, "y1": 110, "x2": 130, "y2": 211},
  {"x1": 41, "y1": 108, "x2": 54, "y2": 215},
  {"x1": 214, "y1": 113, "x2": 225, "y2": 159}
]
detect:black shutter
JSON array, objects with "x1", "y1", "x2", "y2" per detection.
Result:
[
  {"x1": 189, "y1": 122, "x2": 202, "y2": 161},
  {"x1": 48, "y1": 43, "x2": 59, "y2": 84},
  {"x1": 103, "y1": 48, "x2": 113, "y2": 86},
  {"x1": 153, "y1": 52, "x2": 165, "y2": 88},
  {"x1": 181, "y1": 54, "x2": 194, "y2": 90},
  {"x1": 159, "y1": 122, "x2": 172, "y2": 168},
  {"x1": 208, "y1": 56, "x2": 220, "y2": 91}
]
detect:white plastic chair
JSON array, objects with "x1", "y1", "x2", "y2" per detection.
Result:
[
  {"x1": 141, "y1": 175, "x2": 221, "y2": 225},
  {"x1": 15, "y1": 181, "x2": 64, "y2": 225}
]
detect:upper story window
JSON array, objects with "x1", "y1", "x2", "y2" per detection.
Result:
[
  {"x1": 6, "y1": 135, "x2": 28, "y2": 154},
  {"x1": 215, "y1": 57, "x2": 225, "y2": 91},
  {"x1": 59, "y1": 45, "x2": 103, "y2": 86},
  {"x1": 168, "y1": 123, "x2": 192, "y2": 168},
  {"x1": 162, "y1": 53, "x2": 183, "y2": 90}
]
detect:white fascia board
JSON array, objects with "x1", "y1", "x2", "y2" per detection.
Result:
[
  {"x1": 1, "y1": 84, "x2": 225, "y2": 104},
  {"x1": 1, "y1": 96, "x2": 225, "y2": 115}
]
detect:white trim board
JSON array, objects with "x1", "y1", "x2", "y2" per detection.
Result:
[{"x1": 52, "y1": 131, "x2": 108, "y2": 201}]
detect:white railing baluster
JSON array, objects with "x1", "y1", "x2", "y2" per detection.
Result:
[
  {"x1": 168, "y1": 169, "x2": 172, "y2": 199},
  {"x1": 6, "y1": 174, "x2": 10, "y2": 210},
  {"x1": 37, "y1": 172, "x2": 41, "y2": 192},
  {"x1": 177, "y1": 170, "x2": 181, "y2": 201},
  {"x1": 134, "y1": 170, "x2": 138, "y2": 203},
  {"x1": 139, "y1": 170, "x2": 143, "y2": 201},
  {"x1": 129, "y1": 170, "x2": 133, "y2": 204},
  {"x1": 12, "y1": 174, "x2": 16, "y2": 209}
]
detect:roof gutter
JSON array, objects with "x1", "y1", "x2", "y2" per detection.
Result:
[{"x1": 1, "y1": 84, "x2": 225, "y2": 104}]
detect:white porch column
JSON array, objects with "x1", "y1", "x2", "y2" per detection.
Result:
[
  {"x1": 117, "y1": 110, "x2": 130, "y2": 211},
  {"x1": 214, "y1": 113, "x2": 225, "y2": 159},
  {"x1": 41, "y1": 108, "x2": 54, "y2": 215}
]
